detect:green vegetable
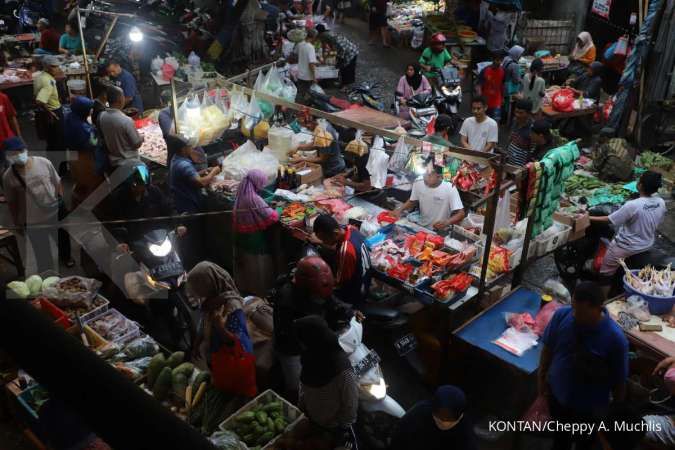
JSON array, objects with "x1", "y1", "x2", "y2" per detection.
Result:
[
  {"x1": 192, "y1": 371, "x2": 211, "y2": 392},
  {"x1": 202, "y1": 388, "x2": 230, "y2": 434},
  {"x1": 639, "y1": 151, "x2": 673, "y2": 170},
  {"x1": 262, "y1": 401, "x2": 282, "y2": 413},
  {"x1": 255, "y1": 411, "x2": 268, "y2": 424},
  {"x1": 172, "y1": 372, "x2": 189, "y2": 399},
  {"x1": 153, "y1": 367, "x2": 172, "y2": 401},
  {"x1": 172, "y1": 362, "x2": 195, "y2": 378},
  {"x1": 266, "y1": 417, "x2": 275, "y2": 430},
  {"x1": 242, "y1": 434, "x2": 255, "y2": 444},
  {"x1": 257, "y1": 431, "x2": 274, "y2": 445},
  {"x1": 236, "y1": 411, "x2": 256, "y2": 423},
  {"x1": 275, "y1": 418, "x2": 287, "y2": 433},
  {"x1": 7, "y1": 281, "x2": 30, "y2": 299},
  {"x1": 41, "y1": 276, "x2": 60, "y2": 291},
  {"x1": 147, "y1": 353, "x2": 166, "y2": 387},
  {"x1": 25, "y1": 275, "x2": 43, "y2": 296},
  {"x1": 166, "y1": 351, "x2": 185, "y2": 368}
]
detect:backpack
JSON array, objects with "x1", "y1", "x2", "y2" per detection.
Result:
[{"x1": 592, "y1": 138, "x2": 634, "y2": 182}]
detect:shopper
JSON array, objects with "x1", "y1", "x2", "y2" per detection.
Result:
[
  {"x1": 168, "y1": 134, "x2": 220, "y2": 215},
  {"x1": 290, "y1": 117, "x2": 345, "y2": 178},
  {"x1": 590, "y1": 171, "x2": 666, "y2": 278},
  {"x1": 293, "y1": 29, "x2": 318, "y2": 104},
  {"x1": 295, "y1": 315, "x2": 358, "y2": 443},
  {"x1": 391, "y1": 385, "x2": 477, "y2": 450},
  {"x1": 233, "y1": 169, "x2": 280, "y2": 296},
  {"x1": 34, "y1": 56, "x2": 64, "y2": 155},
  {"x1": 2, "y1": 137, "x2": 73, "y2": 272},
  {"x1": 477, "y1": 51, "x2": 505, "y2": 121},
  {"x1": 335, "y1": 0, "x2": 349, "y2": 24},
  {"x1": 570, "y1": 61, "x2": 604, "y2": 101},
  {"x1": 538, "y1": 281, "x2": 628, "y2": 450},
  {"x1": 423, "y1": 113, "x2": 454, "y2": 147},
  {"x1": 315, "y1": 24, "x2": 359, "y2": 86},
  {"x1": 59, "y1": 23, "x2": 83, "y2": 56},
  {"x1": 506, "y1": 98, "x2": 533, "y2": 167},
  {"x1": 63, "y1": 96, "x2": 103, "y2": 207},
  {"x1": 368, "y1": 0, "x2": 390, "y2": 47},
  {"x1": 36, "y1": 18, "x2": 60, "y2": 55},
  {"x1": 98, "y1": 86, "x2": 143, "y2": 168},
  {"x1": 187, "y1": 262, "x2": 255, "y2": 394},
  {"x1": 106, "y1": 61, "x2": 144, "y2": 113},
  {"x1": 459, "y1": 96, "x2": 499, "y2": 153},
  {"x1": 521, "y1": 58, "x2": 546, "y2": 114},
  {"x1": 419, "y1": 33, "x2": 453, "y2": 82},
  {"x1": 273, "y1": 256, "x2": 346, "y2": 400},
  {"x1": 501, "y1": 44, "x2": 525, "y2": 121},
  {"x1": 393, "y1": 162, "x2": 465, "y2": 230},
  {"x1": 312, "y1": 214, "x2": 371, "y2": 306},
  {"x1": 396, "y1": 63, "x2": 432, "y2": 119},
  {"x1": 481, "y1": 3, "x2": 507, "y2": 54}
]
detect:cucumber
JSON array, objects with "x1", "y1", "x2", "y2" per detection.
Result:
[
  {"x1": 275, "y1": 418, "x2": 287, "y2": 433},
  {"x1": 236, "y1": 411, "x2": 256, "y2": 423},
  {"x1": 166, "y1": 351, "x2": 185, "y2": 368},
  {"x1": 172, "y1": 373, "x2": 188, "y2": 399},
  {"x1": 266, "y1": 417, "x2": 275, "y2": 431},
  {"x1": 257, "y1": 431, "x2": 275, "y2": 445},
  {"x1": 146, "y1": 353, "x2": 166, "y2": 387},
  {"x1": 255, "y1": 411, "x2": 268, "y2": 424},
  {"x1": 153, "y1": 367, "x2": 172, "y2": 401},
  {"x1": 172, "y1": 362, "x2": 194, "y2": 378}
]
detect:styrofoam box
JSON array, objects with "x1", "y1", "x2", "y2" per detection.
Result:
[{"x1": 533, "y1": 221, "x2": 572, "y2": 257}]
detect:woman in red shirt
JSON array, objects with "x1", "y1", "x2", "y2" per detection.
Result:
[{"x1": 478, "y1": 51, "x2": 506, "y2": 122}]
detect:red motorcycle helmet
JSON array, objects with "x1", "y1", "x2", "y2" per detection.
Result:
[{"x1": 431, "y1": 33, "x2": 447, "y2": 44}]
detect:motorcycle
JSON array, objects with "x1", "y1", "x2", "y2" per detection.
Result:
[
  {"x1": 554, "y1": 205, "x2": 675, "y2": 297},
  {"x1": 433, "y1": 66, "x2": 462, "y2": 115},
  {"x1": 397, "y1": 92, "x2": 438, "y2": 132},
  {"x1": 349, "y1": 81, "x2": 385, "y2": 111},
  {"x1": 115, "y1": 228, "x2": 196, "y2": 351},
  {"x1": 12, "y1": 0, "x2": 47, "y2": 32}
]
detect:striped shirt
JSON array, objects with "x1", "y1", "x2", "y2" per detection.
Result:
[
  {"x1": 299, "y1": 369, "x2": 359, "y2": 429},
  {"x1": 506, "y1": 120, "x2": 533, "y2": 167}
]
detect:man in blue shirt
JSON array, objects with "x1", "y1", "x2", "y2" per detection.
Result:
[
  {"x1": 106, "y1": 61, "x2": 144, "y2": 114},
  {"x1": 167, "y1": 135, "x2": 220, "y2": 214},
  {"x1": 538, "y1": 281, "x2": 628, "y2": 450}
]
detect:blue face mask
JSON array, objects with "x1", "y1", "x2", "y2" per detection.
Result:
[{"x1": 8, "y1": 151, "x2": 28, "y2": 166}]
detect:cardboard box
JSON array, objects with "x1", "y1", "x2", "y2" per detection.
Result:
[
  {"x1": 568, "y1": 228, "x2": 587, "y2": 242},
  {"x1": 553, "y1": 211, "x2": 590, "y2": 233},
  {"x1": 290, "y1": 161, "x2": 323, "y2": 185}
]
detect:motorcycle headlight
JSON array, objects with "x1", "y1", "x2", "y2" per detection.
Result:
[
  {"x1": 149, "y1": 237, "x2": 172, "y2": 257},
  {"x1": 365, "y1": 378, "x2": 387, "y2": 400}
]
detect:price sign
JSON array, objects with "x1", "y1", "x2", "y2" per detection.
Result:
[{"x1": 591, "y1": 0, "x2": 612, "y2": 19}]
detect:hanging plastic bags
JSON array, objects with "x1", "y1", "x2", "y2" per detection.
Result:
[
  {"x1": 201, "y1": 89, "x2": 231, "y2": 143},
  {"x1": 177, "y1": 94, "x2": 202, "y2": 146},
  {"x1": 229, "y1": 86, "x2": 248, "y2": 122},
  {"x1": 366, "y1": 147, "x2": 390, "y2": 189},
  {"x1": 253, "y1": 70, "x2": 266, "y2": 91},
  {"x1": 151, "y1": 56, "x2": 164, "y2": 72},
  {"x1": 346, "y1": 130, "x2": 369, "y2": 156},
  {"x1": 280, "y1": 78, "x2": 298, "y2": 102},
  {"x1": 388, "y1": 136, "x2": 410, "y2": 172},
  {"x1": 187, "y1": 51, "x2": 201, "y2": 68},
  {"x1": 241, "y1": 92, "x2": 262, "y2": 137},
  {"x1": 262, "y1": 65, "x2": 283, "y2": 96}
]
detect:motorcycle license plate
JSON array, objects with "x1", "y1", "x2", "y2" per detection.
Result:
[
  {"x1": 353, "y1": 350, "x2": 381, "y2": 378},
  {"x1": 394, "y1": 334, "x2": 417, "y2": 356}
]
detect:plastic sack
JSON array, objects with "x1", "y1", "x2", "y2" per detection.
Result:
[
  {"x1": 176, "y1": 94, "x2": 203, "y2": 147},
  {"x1": 187, "y1": 51, "x2": 201, "y2": 68},
  {"x1": 262, "y1": 65, "x2": 283, "y2": 95},
  {"x1": 310, "y1": 83, "x2": 325, "y2": 95},
  {"x1": 151, "y1": 56, "x2": 164, "y2": 72},
  {"x1": 493, "y1": 326, "x2": 539, "y2": 357},
  {"x1": 388, "y1": 136, "x2": 410, "y2": 172},
  {"x1": 313, "y1": 119, "x2": 333, "y2": 148},
  {"x1": 552, "y1": 88, "x2": 576, "y2": 112},
  {"x1": 123, "y1": 356, "x2": 153, "y2": 374},
  {"x1": 346, "y1": 129, "x2": 368, "y2": 156},
  {"x1": 164, "y1": 55, "x2": 179, "y2": 70},
  {"x1": 161, "y1": 63, "x2": 176, "y2": 81},
  {"x1": 42, "y1": 276, "x2": 102, "y2": 307},
  {"x1": 123, "y1": 335, "x2": 159, "y2": 360},
  {"x1": 626, "y1": 295, "x2": 651, "y2": 322},
  {"x1": 241, "y1": 93, "x2": 262, "y2": 137},
  {"x1": 209, "y1": 430, "x2": 247, "y2": 450},
  {"x1": 228, "y1": 86, "x2": 248, "y2": 122},
  {"x1": 280, "y1": 78, "x2": 297, "y2": 102},
  {"x1": 522, "y1": 395, "x2": 551, "y2": 427},
  {"x1": 221, "y1": 140, "x2": 279, "y2": 183},
  {"x1": 505, "y1": 312, "x2": 535, "y2": 332},
  {"x1": 253, "y1": 70, "x2": 266, "y2": 91},
  {"x1": 542, "y1": 279, "x2": 571, "y2": 305},
  {"x1": 366, "y1": 147, "x2": 390, "y2": 189},
  {"x1": 533, "y1": 300, "x2": 563, "y2": 336},
  {"x1": 360, "y1": 218, "x2": 380, "y2": 237}
]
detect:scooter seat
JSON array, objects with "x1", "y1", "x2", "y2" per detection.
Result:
[{"x1": 360, "y1": 305, "x2": 400, "y2": 321}]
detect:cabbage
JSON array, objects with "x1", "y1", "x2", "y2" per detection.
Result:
[
  {"x1": 7, "y1": 281, "x2": 30, "y2": 299},
  {"x1": 42, "y1": 276, "x2": 60, "y2": 291},
  {"x1": 26, "y1": 275, "x2": 43, "y2": 296}
]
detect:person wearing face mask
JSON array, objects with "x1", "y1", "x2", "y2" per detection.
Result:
[
  {"x1": 2, "y1": 137, "x2": 73, "y2": 272},
  {"x1": 272, "y1": 256, "x2": 352, "y2": 402},
  {"x1": 391, "y1": 385, "x2": 477, "y2": 450}
]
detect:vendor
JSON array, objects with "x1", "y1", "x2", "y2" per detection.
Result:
[
  {"x1": 419, "y1": 33, "x2": 453, "y2": 82},
  {"x1": 289, "y1": 118, "x2": 345, "y2": 178},
  {"x1": 391, "y1": 385, "x2": 477, "y2": 450},
  {"x1": 106, "y1": 61, "x2": 144, "y2": 114},
  {"x1": 590, "y1": 171, "x2": 666, "y2": 281},
  {"x1": 312, "y1": 214, "x2": 371, "y2": 306},
  {"x1": 392, "y1": 162, "x2": 465, "y2": 231},
  {"x1": 315, "y1": 24, "x2": 359, "y2": 87},
  {"x1": 36, "y1": 18, "x2": 60, "y2": 55},
  {"x1": 569, "y1": 61, "x2": 604, "y2": 102},
  {"x1": 59, "y1": 23, "x2": 83, "y2": 55},
  {"x1": 168, "y1": 134, "x2": 220, "y2": 214},
  {"x1": 396, "y1": 63, "x2": 432, "y2": 119},
  {"x1": 569, "y1": 31, "x2": 597, "y2": 76},
  {"x1": 333, "y1": 149, "x2": 373, "y2": 195},
  {"x1": 459, "y1": 96, "x2": 499, "y2": 153}
]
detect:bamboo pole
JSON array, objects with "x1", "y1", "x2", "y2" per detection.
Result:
[
  {"x1": 95, "y1": 16, "x2": 118, "y2": 60},
  {"x1": 171, "y1": 78, "x2": 179, "y2": 134},
  {"x1": 76, "y1": 7, "x2": 93, "y2": 99}
]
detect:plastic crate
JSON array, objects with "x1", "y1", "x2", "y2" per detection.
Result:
[
  {"x1": 314, "y1": 65, "x2": 339, "y2": 80},
  {"x1": 66, "y1": 324, "x2": 110, "y2": 352},
  {"x1": 623, "y1": 271, "x2": 675, "y2": 315},
  {"x1": 60, "y1": 294, "x2": 110, "y2": 323},
  {"x1": 31, "y1": 298, "x2": 73, "y2": 329},
  {"x1": 85, "y1": 308, "x2": 140, "y2": 345},
  {"x1": 532, "y1": 221, "x2": 572, "y2": 257},
  {"x1": 218, "y1": 389, "x2": 304, "y2": 449}
]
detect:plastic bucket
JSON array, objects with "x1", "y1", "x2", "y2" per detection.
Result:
[
  {"x1": 623, "y1": 270, "x2": 675, "y2": 315},
  {"x1": 67, "y1": 78, "x2": 86, "y2": 95}
]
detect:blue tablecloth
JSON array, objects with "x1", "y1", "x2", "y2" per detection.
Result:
[{"x1": 454, "y1": 287, "x2": 542, "y2": 374}]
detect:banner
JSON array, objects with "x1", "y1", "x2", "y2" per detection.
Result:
[{"x1": 591, "y1": 0, "x2": 612, "y2": 19}]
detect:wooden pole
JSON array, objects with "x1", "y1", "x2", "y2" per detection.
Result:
[
  {"x1": 76, "y1": 7, "x2": 94, "y2": 99},
  {"x1": 478, "y1": 153, "x2": 506, "y2": 298},
  {"x1": 171, "y1": 78, "x2": 179, "y2": 134},
  {"x1": 95, "y1": 16, "x2": 118, "y2": 60}
]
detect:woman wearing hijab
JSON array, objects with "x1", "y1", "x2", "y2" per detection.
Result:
[
  {"x1": 391, "y1": 385, "x2": 477, "y2": 450},
  {"x1": 295, "y1": 315, "x2": 359, "y2": 446},
  {"x1": 233, "y1": 169, "x2": 280, "y2": 296},
  {"x1": 64, "y1": 96, "x2": 103, "y2": 208},
  {"x1": 569, "y1": 31, "x2": 597, "y2": 78},
  {"x1": 187, "y1": 262, "x2": 255, "y2": 394},
  {"x1": 502, "y1": 45, "x2": 525, "y2": 121},
  {"x1": 396, "y1": 63, "x2": 432, "y2": 119}
]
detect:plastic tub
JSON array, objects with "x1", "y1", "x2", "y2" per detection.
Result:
[{"x1": 623, "y1": 271, "x2": 675, "y2": 315}]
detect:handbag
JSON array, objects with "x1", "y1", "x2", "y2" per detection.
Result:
[{"x1": 211, "y1": 337, "x2": 258, "y2": 397}]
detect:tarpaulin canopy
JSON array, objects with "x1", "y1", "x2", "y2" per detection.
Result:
[{"x1": 485, "y1": 0, "x2": 523, "y2": 11}]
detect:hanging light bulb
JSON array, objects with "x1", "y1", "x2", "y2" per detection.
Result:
[{"x1": 129, "y1": 26, "x2": 143, "y2": 43}]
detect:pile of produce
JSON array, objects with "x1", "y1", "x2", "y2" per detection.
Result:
[
  {"x1": 60, "y1": 295, "x2": 108, "y2": 321},
  {"x1": 7, "y1": 275, "x2": 59, "y2": 299},
  {"x1": 225, "y1": 398, "x2": 289, "y2": 448},
  {"x1": 88, "y1": 309, "x2": 138, "y2": 343},
  {"x1": 486, "y1": 246, "x2": 511, "y2": 280},
  {"x1": 280, "y1": 202, "x2": 318, "y2": 224},
  {"x1": 42, "y1": 276, "x2": 102, "y2": 306},
  {"x1": 189, "y1": 386, "x2": 234, "y2": 435},
  {"x1": 638, "y1": 151, "x2": 673, "y2": 171},
  {"x1": 431, "y1": 272, "x2": 474, "y2": 301},
  {"x1": 624, "y1": 263, "x2": 675, "y2": 298},
  {"x1": 564, "y1": 174, "x2": 629, "y2": 206}
]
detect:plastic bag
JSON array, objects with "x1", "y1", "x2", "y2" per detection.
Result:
[
  {"x1": 222, "y1": 140, "x2": 279, "y2": 182},
  {"x1": 228, "y1": 86, "x2": 248, "y2": 122},
  {"x1": 366, "y1": 147, "x2": 390, "y2": 189},
  {"x1": 542, "y1": 279, "x2": 571, "y2": 305},
  {"x1": 123, "y1": 335, "x2": 159, "y2": 360},
  {"x1": 123, "y1": 356, "x2": 153, "y2": 374},
  {"x1": 262, "y1": 65, "x2": 283, "y2": 95},
  {"x1": 505, "y1": 312, "x2": 535, "y2": 332},
  {"x1": 177, "y1": 94, "x2": 202, "y2": 146},
  {"x1": 626, "y1": 295, "x2": 651, "y2": 322},
  {"x1": 253, "y1": 70, "x2": 265, "y2": 91},
  {"x1": 187, "y1": 51, "x2": 201, "y2": 68},
  {"x1": 151, "y1": 56, "x2": 164, "y2": 72},
  {"x1": 389, "y1": 136, "x2": 410, "y2": 172},
  {"x1": 346, "y1": 129, "x2": 368, "y2": 156},
  {"x1": 209, "y1": 430, "x2": 247, "y2": 450},
  {"x1": 161, "y1": 63, "x2": 176, "y2": 81},
  {"x1": 164, "y1": 55, "x2": 179, "y2": 70},
  {"x1": 533, "y1": 300, "x2": 562, "y2": 335},
  {"x1": 310, "y1": 83, "x2": 325, "y2": 95},
  {"x1": 280, "y1": 78, "x2": 297, "y2": 102},
  {"x1": 360, "y1": 218, "x2": 380, "y2": 237},
  {"x1": 241, "y1": 93, "x2": 262, "y2": 137},
  {"x1": 42, "y1": 276, "x2": 102, "y2": 307},
  {"x1": 552, "y1": 88, "x2": 576, "y2": 112},
  {"x1": 493, "y1": 327, "x2": 539, "y2": 357}
]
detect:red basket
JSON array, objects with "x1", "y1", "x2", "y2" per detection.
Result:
[
  {"x1": 134, "y1": 117, "x2": 154, "y2": 129},
  {"x1": 31, "y1": 298, "x2": 73, "y2": 329}
]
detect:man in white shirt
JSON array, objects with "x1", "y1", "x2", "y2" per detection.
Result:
[
  {"x1": 590, "y1": 171, "x2": 666, "y2": 277},
  {"x1": 392, "y1": 162, "x2": 465, "y2": 230},
  {"x1": 460, "y1": 96, "x2": 499, "y2": 152},
  {"x1": 294, "y1": 29, "x2": 318, "y2": 104}
]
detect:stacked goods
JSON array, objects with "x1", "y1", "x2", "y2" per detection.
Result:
[
  {"x1": 452, "y1": 162, "x2": 481, "y2": 191},
  {"x1": 137, "y1": 122, "x2": 168, "y2": 166},
  {"x1": 87, "y1": 309, "x2": 139, "y2": 344},
  {"x1": 431, "y1": 272, "x2": 474, "y2": 301}
]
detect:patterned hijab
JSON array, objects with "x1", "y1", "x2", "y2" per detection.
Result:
[{"x1": 233, "y1": 169, "x2": 279, "y2": 233}]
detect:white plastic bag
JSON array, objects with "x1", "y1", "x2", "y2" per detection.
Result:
[
  {"x1": 494, "y1": 190, "x2": 512, "y2": 231},
  {"x1": 164, "y1": 55, "x2": 179, "y2": 70},
  {"x1": 626, "y1": 295, "x2": 651, "y2": 322},
  {"x1": 280, "y1": 78, "x2": 298, "y2": 102},
  {"x1": 310, "y1": 83, "x2": 325, "y2": 95},
  {"x1": 360, "y1": 218, "x2": 380, "y2": 237},
  {"x1": 177, "y1": 94, "x2": 202, "y2": 147},
  {"x1": 262, "y1": 65, "x2": 283, "y2": 95},
  {"x1": 241, "y1": 93, "x2": 263, "y2": 135},
  {"x1": 493, "y1": 327, "x2": 539, "y2": 357},
  {"x1": 254, "y1": 70, "x2": 266, "y2": 91},
  {"x1": 222, "y1": 140, "x2": 279, "y2": 183},
  {"x1": 187, "y1": 51, "x2": 201, "y2": 68},
  {"x1": 151, "y1": 56, "x2": 164, "y2": 72},
  {"x1": 366, "y1": 147, "x2": 390, "y2": 189},
  {"x1": 388, "y1": 136, "x2": 410, "y2": 172},
  {"x1": 229, "y1": 86, "x2": 248, "y2": 122}
]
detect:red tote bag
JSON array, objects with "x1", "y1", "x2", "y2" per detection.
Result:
[{"x1": 211, "y1": 338, "x2": 257, "y2": 398}]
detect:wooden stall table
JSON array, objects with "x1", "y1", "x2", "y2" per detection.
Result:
[
  {"x1": 541, "y1": 103, "x2": 598, "y2": 120},
  {"x1": 333, "y1": 106, "x2": 408, "y2": 130}
]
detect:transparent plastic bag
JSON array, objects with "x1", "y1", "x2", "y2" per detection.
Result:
[
  {"x1": 253, "y1": 70, "x2": 265, "y2": 91},
  {"x1": 346, "y1": 129, "x2": 368, "y2": 156},
  {"x1": 222, "y1": 140, "x2": 279, "y2": 182},
  {"x1": 262, "y1": 65, "x2": 283, "y2": 95},
  {"x1": 176, "y1": 94, "x2": 202, "y2": 147},
  {"x1": 280, "y1": 78, "x2": 298, "y2": 102},
  {"x1": 229, "y1": 87, "x2": 248, "y2": 122},
  {"x1": 123, "y1": 335, "x2": 159, "y2": 360},
  {"x1": 542, "y1": 279, "x2": 571, "y2": 305},
  {"x1": 209, "y1": 430, "x2": 247, "y2": 450},
  {"x1": 626, "y1": 295, "x2": 651, "y2": 322},
  {"x1": 241, "y1": 92, "x2": 262, "y2": 136},
  {"x1": 42, "y1": 276, "x2": 102, "y2": 307},
  {"x1": 388, "y1": 135, "x2": 410, "y2": 172}
]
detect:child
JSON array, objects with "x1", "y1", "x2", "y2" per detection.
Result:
[
  {"x1": 478, "y1": 51, "x2": 506, "y2": 122},
  {"x1": 521, "y1": 58, "x2": 546, "y2": 115}
]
